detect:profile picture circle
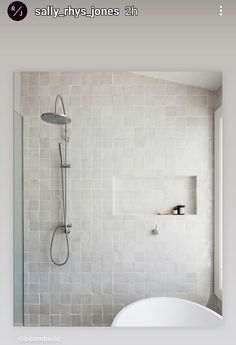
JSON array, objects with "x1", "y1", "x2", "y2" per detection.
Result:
[{"x1": 7, "y1": 1, "x2": 28, "y2": 21}]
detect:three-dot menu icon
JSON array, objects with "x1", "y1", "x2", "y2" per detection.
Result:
[{"x1": 219, "y1": 5, "x2": 223, "y2": 16}]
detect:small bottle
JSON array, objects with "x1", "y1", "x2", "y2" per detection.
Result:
[{"x1": 172, "y1": 207, "x2": 178, "y2": 215}]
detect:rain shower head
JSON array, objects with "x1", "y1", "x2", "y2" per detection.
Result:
[
  {"x1": 41, "y1": 112, "x2": 71, "y2": 125},
  {"x1": 41, "y1": 94, "x2": 71, "y2": 125}
]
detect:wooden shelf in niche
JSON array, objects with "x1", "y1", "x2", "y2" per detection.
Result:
[
  {"x1": 156, "y1": 214, "x2": 197, "y2": 217},
  {"x1": 113, "y1": 176, "x2": 197, "y2": 216}
]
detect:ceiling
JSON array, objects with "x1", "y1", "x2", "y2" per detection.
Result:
[{"x1": 134, "y1": 71, "x2": 222, "y2": 91}]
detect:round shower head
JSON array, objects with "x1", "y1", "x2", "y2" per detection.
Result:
[{"x1": 41, "y1": 112, "x2": 71, "y2": 125}]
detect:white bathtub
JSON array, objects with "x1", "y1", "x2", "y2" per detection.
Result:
[{"x1": 111, "y1": 297, "x2": 222, "y2": 327}]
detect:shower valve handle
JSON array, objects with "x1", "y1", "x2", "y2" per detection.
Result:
[
  {"x1": 151, "y1": 225, "x2": 158, "y2": 235},
  {"x1": 65, "y1": 223, "x2": 72, "y2": 234}
]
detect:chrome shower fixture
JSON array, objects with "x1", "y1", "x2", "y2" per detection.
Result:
[
  {"x1": 41, "y1": 94, "x2": 71, "y2": 125},
  {"x1": 41, "y1": 94, "x2": 72, "y2": 266}
]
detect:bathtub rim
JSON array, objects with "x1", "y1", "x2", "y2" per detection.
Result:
[{"x1": 111, "y1": 296, "x2": 223, "y2": 328}]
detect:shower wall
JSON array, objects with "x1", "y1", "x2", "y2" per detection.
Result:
[{"x1": 22, "y1": 72, "x2": 214, "y2": 326}]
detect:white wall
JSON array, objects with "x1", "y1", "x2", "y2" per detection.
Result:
[{"x1": 1, "y1": 0, "x2": 236, "y2": 344}]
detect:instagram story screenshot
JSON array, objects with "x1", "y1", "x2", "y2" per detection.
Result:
[{"x1": 0, "y1": 1, "x2": 235, "y2": 345}]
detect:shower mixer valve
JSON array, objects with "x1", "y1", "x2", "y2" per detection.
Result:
[
  {"x1": 65, "y1": 223, "x2": 72, "y2": 234},
  {"x1": 151, "y1": 224, "x2": 158, "y2": 235}
]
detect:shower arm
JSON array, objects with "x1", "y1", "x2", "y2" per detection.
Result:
[
  {"x1": 55, "y1": 94, "x2": 68, "y2": 162},
  {"x1": 54, "y1": 95, "x2": 70, "y2": 159},
  {"x1": 55, "y1": 94, "x2": 66, "y2": 115}
]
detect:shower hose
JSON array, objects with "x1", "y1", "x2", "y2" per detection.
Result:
[{"x1": 50, "y1": 225, "x2": 69, "y2": 266}]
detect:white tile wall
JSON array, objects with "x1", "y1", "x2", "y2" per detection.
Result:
[{"x1": 22, "y1": 72, "x2": 214, "y2": 326}]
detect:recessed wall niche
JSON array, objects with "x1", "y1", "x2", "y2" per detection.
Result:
[{"x1": 113, "y1": 176, "x2": 197, "y2": 216}]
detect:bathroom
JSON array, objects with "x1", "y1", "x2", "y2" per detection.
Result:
[{"x1": 14, "y1": 71, "x2": 223, "y2": 327}]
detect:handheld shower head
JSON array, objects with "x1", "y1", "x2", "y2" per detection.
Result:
[{"x1": 58, "y1": 143, "x2": 63, "y2": 166}]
